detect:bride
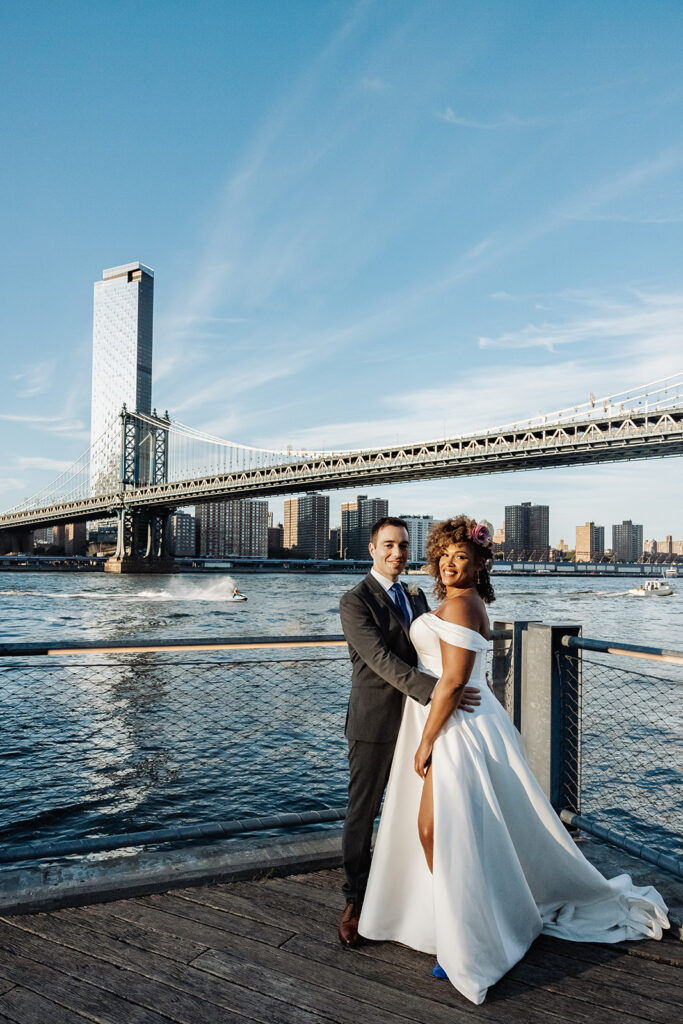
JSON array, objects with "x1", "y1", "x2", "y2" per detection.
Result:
[{"x1": 358, "y1": 515, "x2": 669, "y2": 1005}]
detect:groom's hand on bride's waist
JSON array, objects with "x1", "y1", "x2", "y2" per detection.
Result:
[{"x1": 457, "y1": 685, "x2": 481, "y2": 713}]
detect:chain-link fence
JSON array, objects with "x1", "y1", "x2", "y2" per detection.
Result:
[
  {"x1": 3, "y1": 629, "x2": 680, "y2": 874},
  {"x1": 0, "y1": 645, "x2": 350, "y2": 858},
  {"x1": 558, "y1": 646, "x2": 682, "y2": 863}
]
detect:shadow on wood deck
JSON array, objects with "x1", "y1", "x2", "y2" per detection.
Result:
[{"x1": 0, "y1": 865, "x2": 681, "y2": 1024}]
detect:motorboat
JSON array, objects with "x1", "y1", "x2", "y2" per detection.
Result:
[
  {"x1": 230, "y1": 591, "x2": 248, "y2": 602},
  {"x1": 628, "y1": 581, "x2": 674, "y2": 597}
]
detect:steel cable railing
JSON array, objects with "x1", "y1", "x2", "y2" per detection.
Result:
[
  {"x1": 0, "y1": 638, "x2": 351, "y2": 864},
  {"x1": 557, "y1": 640, "x2": 682, "y2": 874}
]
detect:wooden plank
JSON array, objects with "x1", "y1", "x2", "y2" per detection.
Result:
[
  {"x1": 11, "y1": 901, "x2": 479, "y2": 1024},
  {"x1": 0, "y1": 985, "x2": 95, "y2": 1024},
  {"x1": 532, "y1": 934, "x2": 683, "y2": 989},
  {"x1": 506, "y1": 954, "x2": 675, "y2": 1020},
  {"x1": 169, "y1": 884, "x2": 300, "y2": 930},
  {"x1": 140, "y1": 889, "x2": 293, "y2": 935},
  {"x1": 42, "y1": 905, "x2": 211, "y2": 963},
  {"x1": 263, "y1": 877, "x2": 342, "y2": 910},
  {"x1": 0, "y1": 943, "x2": 175, "y2": 1024},
  {"x1": 192, "y1": 947, "x2": 447, "y2": 1024},
  {"x1": 177, "y1": 880, "x2": 337, "y2": 942},
  {"x1": 8, "y1": 912, "x2": 206, "y2": 977},
  {"x1": 0, "y1": 982, "x2": 14, "y2": 997},
  {"x1": 293, "y1": 868, "x2": 344, "y2": 892},
  {"x1": 0, "y1": 914, "x2": 330, "y2": 1024},
  {"x1": 278, "y1": 931, "x2": 645, "y2": 1024},
  {"x1": 522, "y1": 945, "x2": 683, "y2": 1010},
  {"x1": 617, "y1": 937, "x2": 683, "y2": 967},
  {"x1": 170, "y1": 874, "x2": 683, "y2": 1024},
  {"x1": 125, "y1": 894, "x2": 295, "y2": 946},
  {"x1": 192, "y1": 947, "x2": 486, "y2": 1024}
]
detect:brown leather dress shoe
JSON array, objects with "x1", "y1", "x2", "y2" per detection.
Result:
[{"x1": 338, "y1": 902, "x2": 361, "y2": 947}]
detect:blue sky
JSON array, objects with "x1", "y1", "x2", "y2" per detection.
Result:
[{"x1": 1, "y1": 0, "x2": 682, "y2": 544}]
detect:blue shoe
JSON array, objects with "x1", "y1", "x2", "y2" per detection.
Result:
[{"x1": 432, "y1": 962, "x2": 448, "y2": 980}]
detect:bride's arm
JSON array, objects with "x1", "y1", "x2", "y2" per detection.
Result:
[{"x1": 414, "y1": 638, "x2": 476, "y2": 777}]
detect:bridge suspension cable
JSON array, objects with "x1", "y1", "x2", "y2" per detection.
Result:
[{"x1": 2, "y1": 371, "x2": 682, "y2": 519}]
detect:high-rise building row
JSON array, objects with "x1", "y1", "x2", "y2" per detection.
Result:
[
  {"x1": 197, "y1": 499, "x2": 268, "y2": 557},
  {"x1": 504, "y1": 502, "x2": 550, "y2": 558},
  {"x1": 284, "y1": 494, "x2": 330, "y2": 559},
  {"x1": 575, "y1": 522, "x2": 605, "y2": 562},
  {"x1": 268, "y1": 522, "x2": 284, "y2": 554},
  {"x1": 51, "y1": 522, "x2": 87, "y2": 555},
  {"x1": 167, "y1": 512, "x2": 196, "y2": 557},
  {"x1": 90, "y1": 262, "x2": 155, "y2": 495},
  {"x1": 612, "y1": 520, "x2": 643, "y2": 562},
  {"x1": 399, "y1": 515, "x2": 433, "y2": 562},
  {"x1": 328, "y1": 526, "x2": 342, "y2": 559},
  {"x1": 341, "y1": 495, "x2": 389, "y2": 559},
  {"x1": 645, "y1": 535, "x2": 683, "y2": 555},
  {"x1": 283, "y1": 499, "x2": 298, "y2": 550}
]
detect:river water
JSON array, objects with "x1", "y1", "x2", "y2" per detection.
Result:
[{"x1": 1, "y1": 570, "x2": 681, "y2": 859}]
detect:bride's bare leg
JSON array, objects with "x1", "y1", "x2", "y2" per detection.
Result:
[{"x1": 417, "y1": 765, "x2": 434, "y2": 872}]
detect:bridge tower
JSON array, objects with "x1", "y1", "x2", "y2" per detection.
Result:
[{"x1": 105, "y1": 407, "x2": 177, "y2": 574}]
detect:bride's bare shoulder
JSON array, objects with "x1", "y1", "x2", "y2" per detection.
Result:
[
  {"x1": 432, "y1": 593, "x2": 485, "y2": 630},
  {"x1": 433, "y1": 594, "x2": 481, "y2": 631}
]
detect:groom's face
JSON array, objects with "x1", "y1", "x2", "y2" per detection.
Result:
[{"x1": 369, "y1": 525, "x2": 410, "y2": 581}]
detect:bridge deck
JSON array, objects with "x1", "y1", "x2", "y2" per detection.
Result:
[{"x1": 0, "y1": 867, "x2": 680, "y2": 1024}]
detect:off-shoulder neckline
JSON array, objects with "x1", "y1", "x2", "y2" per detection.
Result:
[{"x1": 425, "y1": 612, "x2": 489, "y2": 642}]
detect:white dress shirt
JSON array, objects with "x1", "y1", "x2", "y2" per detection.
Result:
[{"x1": 370, "y1": 567, "x2": 413, "y2": 623}]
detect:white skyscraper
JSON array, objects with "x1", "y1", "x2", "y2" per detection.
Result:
[
  {"x1": 400, "y1": 514, "x2": 434, "y2": 563},
  {"x1": 90, "y1": 262, "x2": 154, "y2": 494}
]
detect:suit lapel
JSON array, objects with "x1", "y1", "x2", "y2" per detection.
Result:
[{"x1": 364, "y1": 573, "x2": 411, "y2": 639}]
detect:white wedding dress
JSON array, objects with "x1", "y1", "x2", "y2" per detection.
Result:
[{"x1": 358, "y1": 613, "x2": 669, "y2": 1005}]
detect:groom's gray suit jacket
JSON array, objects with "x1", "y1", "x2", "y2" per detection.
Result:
[{"x1": 339, "y1": 573, "x2": 436, "y2": 744}]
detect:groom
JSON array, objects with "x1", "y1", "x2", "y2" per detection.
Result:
[{"x1": 337, "y1": 516, "x2": 481, "y2": 946}]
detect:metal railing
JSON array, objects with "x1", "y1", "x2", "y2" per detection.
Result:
[
  {"x1": 0, "y1": 635, "x2": 350, "y2": 864},
  {"x1": 493, "y1": 621, "x2": 683, "y2": 878},
  {"x1": 1, "y1": 626, "x2": 680, "y2": 881}
]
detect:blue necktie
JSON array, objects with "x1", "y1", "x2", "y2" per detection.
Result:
[{"x1": 391, "y1": 583, "x2": 411, "y2": 623}]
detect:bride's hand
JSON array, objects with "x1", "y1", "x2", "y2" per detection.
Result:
[{"x1": 414, "y1": 738, "x2": 433, "y2": 778}]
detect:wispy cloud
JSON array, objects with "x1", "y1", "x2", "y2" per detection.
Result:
[
  {"x1": 11, "y1": 360, "x2": 55, "y2": 398},
  {"x1": 361, "y1": 76, "x2": 388, "y2": 92},
  {"x1": 0, "y1": 413, "x2": 64, "y2": 424},
  {"x1": 171, "y1": 356, "x2": 307, "y2": 418},
  {"x1": 0, "y1": 477, "x2": 28, "y2": 494},
  {"x1": 478, "y1": 288, "x2": 683, "y2": 353},
  {"x1": 154, "y1": 6, "x2": 432, "y2": 394},
  {"x1": 435, "y1": 107, "x2": 562, "y2": 129},
  {"x1": 15, "y1": 456, "x2": 73, "y2": 471},
  {"x1": 559, "y1": 146, "x2": 683, "y2": 223},
  {"x1": 0, "y1": 412, "x2": 87, "y2": 438},
  {"x1": 256, "y1": 287, "x2": 682, "y2": 452}
]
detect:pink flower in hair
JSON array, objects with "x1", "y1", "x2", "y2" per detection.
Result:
[{"x1": 470, "y1": 521, "x2": 492, "y2": 548}]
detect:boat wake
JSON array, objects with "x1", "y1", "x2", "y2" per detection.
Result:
[
  {"x1": 0, "y1": 578, "x2": 247, "y2": 603},
  {"x1": 136, "y1": 578, "x2": 245, "y2": 602}
]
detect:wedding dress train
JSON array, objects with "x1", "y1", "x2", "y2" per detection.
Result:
[{"x1": 358, "y1": 614, "x2": 669, "y2": 1005}]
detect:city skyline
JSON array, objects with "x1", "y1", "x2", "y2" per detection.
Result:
[{"x1": 1, "y1": 2, "x2": 682, "y2": 542}]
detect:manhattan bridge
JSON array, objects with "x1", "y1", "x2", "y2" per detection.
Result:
[{"x1": 1, "y1": 373, "x2": 682, "y2": 569}]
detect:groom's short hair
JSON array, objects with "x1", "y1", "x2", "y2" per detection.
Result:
[{"x1": 370, "y1": 517, "x2": 409, "y2": 545}]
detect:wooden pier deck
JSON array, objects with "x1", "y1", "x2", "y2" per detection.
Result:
[{"x1": 0, "y1": 866, "x2": 680, "y2": 1024}]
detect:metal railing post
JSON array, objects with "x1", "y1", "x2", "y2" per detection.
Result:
[
  {"x1": 492, "y1": 620, "x2": 539, "y2": 730},
  {"x1": 521, "y1": 622, "x2": 581, "y2": 812}
]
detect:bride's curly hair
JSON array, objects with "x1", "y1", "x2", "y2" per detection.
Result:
[{"x1": 425, "y1": 515, "x2": 495, "y2": 604}]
